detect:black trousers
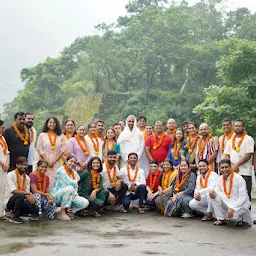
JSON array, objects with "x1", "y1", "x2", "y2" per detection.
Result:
[
  {"x1": 7, "y1": 194, "x2": 39, "y2": 217},
  {"x1": 242, "y1": 175, "x2": 252, "y2": 201},
  {"x1": 108, "y1": 182, "x2": 128, "y2": 205}
]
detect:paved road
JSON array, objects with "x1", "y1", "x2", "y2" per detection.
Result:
[{"x1": 0, "y1": 208, "x2": 256, "y2": 256}]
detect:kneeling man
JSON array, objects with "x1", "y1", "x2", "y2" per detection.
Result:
[
  {"x1": 189, "y1": 159, "x2": 219, "y2": 220},
  {"x1": 208, "y1": 159, "x2": 252, "y2": 226}
]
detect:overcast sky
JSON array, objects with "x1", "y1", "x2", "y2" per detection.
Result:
[{"x1": 0, "y1": 0, "x2": 255, "y2": 111}]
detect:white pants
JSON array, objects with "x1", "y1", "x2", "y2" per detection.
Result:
[
  {"x1": 189, "y1": 194, "x2": 212, "y2": 215},
  {"x1": 0, "y1": 171, "x2": 7, "y2": 217},
  {"x1": 209, "y1": 193, "x2": 252, "y2": 224}
]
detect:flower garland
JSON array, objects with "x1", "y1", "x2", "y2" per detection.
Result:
[
  {"x1": 153, "y1": 132, "x2": 165, "y2": 150},
  {"x1": 35, "y1": 169, "x2": 47, "y2": 192},
  {"x1": 97, "y1": 132, "x2": 105, "y2": 141},
  {"x1": 232, "y1": 131, "x2": 247, "y2": 153},
  {"x1": 106, "y1": 161, "x2": 116, "y2": 187},
  {"x1": 12, "y1": 123, "x2": 29, "y2": 145},
  {"x1": 186, "y1": 134, "x2": 199, "y2": 153},
  {"x1": 143, "y1": 130, "x2": 147, "y2": 142},
  {"x1": 30, "y1": 128, "x2": 35, "y2": 143},
  {"x1": 88, "y1": 132, "x2": 100, "y2": 155},
  {"x1": 47, "y1": 131, "x2": 57, "y2": 150},
  {"x1": 64, "y1": 131, "x2": 71, "y2": 140},
  {"x1": 175, "y1": 172, "x2": 190, "y2": 192},
  {"x1": 198, "y1": 134, "x2": 212, "y2": 156},
  {"x1": 105, "y1": 139, "x2": 115, "y2": 151},
  {"x1": 90, "y1": 170, "x2": 100, "y2": 189},
  {"x1": 74, "y1": 134, "x2": 89, "y2": 155},
  {"x1": 127, "y1": 164, "x2": 139, "y2": 182},
  {"x1": 173, "y1": 140, "x2": 182, "y2": 160},
  {"x1": 64, "y1": 165, "x2": 75, "y2": 180},
  {"x1": 221, "y1": 131, "x2": 234, "y2": 153},
  {"x1": 0, "y1": 135, "x2": 8, "y2": 155},
  {"x1": 161, "y1": 170, "x2": 173, "y2": 190},
  {"x1": 148, "y1": 170, "x2": 160, "y2": 192},
  {"x1": 165, "y1": 129, "x2": 176, "y2": 140},
  {"x1": 222, "y1": 171, "x2": 234, "y2": 199},
  {"x1": 15, "y1": 168, "x2": 26, "y2": 191},
  {"x1": 200, "y1": 169, "x2": 212, "y2": 189}
]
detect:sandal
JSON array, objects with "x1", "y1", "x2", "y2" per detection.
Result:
[
  {"x1": 235, "y1": 220, "x2": 243, "y2": 226},
  {"x1": 214, "y1": 220, "x2": 226, "y2": 226},
  {"x1": 119, "y1": 206, "x2": 127, "y2": 213},
  {"x1": 201, "y1": 215, "x2": 213, "y2": 221},
  {"x1": 138, "y1": 208, "x2": 144, "y2": 214}
]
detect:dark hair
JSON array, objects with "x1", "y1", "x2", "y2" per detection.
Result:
[
  {"x1": 146, "y1": 124, "x2": 153, "y2": 128},
  {"x1": 150, "y1": 160, "x2": 159, "y2": 165},
  {"x1": 173, "y1": 128, "x2": 184, "y2": 144},
  {"x1": 179, "y1": 159, "x2": 190, "y2": 169},
  {"x1": 234, "y1": 119, "x2": 245, "y2": 126},
  {"x1": 112, "y1": 123, "x2": 121, "y2": 127},
  {"x1": 16, "y1": 156, "x2": 27, "y2": 165},
  {"x1": 42, "y1": 116, "x2": 62, "y2": 135},
  {"x1": 37, "y1": 159, "x2": 48, "y2": 166},
  {"x1": 87, "y1": 121, "x2": 97, "y2": 130},
  {"x1": 66, "y1": 155, "x2": 77, "y2": 162},
  {"x1": 219, "y1": 159, "x2": 231, "y2": 167},
  {"x1": 198, "y1": 159, "x2": 209, "y2": 165},
  {"x1": 107, "y1": 150, "x2": 117, "y2": 156},
  {"x1": 222, "y1": 119, "x2": 232, "y2": 124},
  {"x1": 0, "y1": 120, "x2": 4, "y2": 126},
  {"x1": 105, "y1": 128, "x2": 116, "y2": 141},
  {"x1": 163, "y1": 159, "x2": 174, "y2": 171},
  {"x1": 87, "y1": 157, "x2": 103, "y2": 173},
  {"x1": 25, "y1": 112, "x2": 34, "y2": 117},
  {"x1": 128, "y1": 152, "x2": 138, "y2": 159},
  {"x1": 154, "y1": 120, "x2": 164, "y2": 126},
  {"x1": 97, "y1": 120, "x2": 105, "y2": 125},
  {"x1": 119, "y1": 120, "x2": 125, "y2": 124},
  {"x1": 63, "y1": 119, "x2": 76, "y2": 136},
  {"x1": 14, "y1": 112, "x2": 25, "y2": 120},
  {"x1": 188, "y1": 122, "x2": 198, "y2": 129},
  {"x1": 182, "y1": 120, "x2": 190, "y2": 126},
  {"x1": 137, "y1": 115, "x2": 147, "y2": 122}
]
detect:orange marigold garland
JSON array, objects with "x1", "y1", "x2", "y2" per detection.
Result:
[
  {"x1": 90, "y1": 170, "x2": 100, "y2": 189},
  {"x1": 88, "y1": 132, "x2": 100, "y2": 155},
  {"x1": 175, "y1": 173, "x2": 190, "y2": 192},
  {"x1": 161, "y1": 171, "x2": 173, "y2": 190},
  {"x1": 143, "y1": 130, "x2": 147, "y2": 142},
  {"x1": 127, "y1": 165, "x2": 139, "y2": 182},
  {"x1": 12, "y1": 123, "x2": 29, "y2": 145},
  {"x1": 64, "y1": 131, "x2": 71, "y2": 140},
  {"x1": 221, "y1": 131, "x2": 234, "y2": 153},
  {"x1": 47, "y1": 131, "x2": 57, "y2": 150},
  {"x1": 198, "y1": 134, "x2": 212, "y2": 156},
  {"x1": 106, "y1": 161, "x2": 116, "y2": 187},
  {"x1": 35, "y1": 169, "x2": 47, "y2": 192},
  {"x1": 186, "y1": 134, "x2": 199, "y2": 154},
  {"x1": 200, "y1": 169, "x2": 212, "y2": 189},
  {"x1": 105, "y1": 139, "x2": 115, "y2": 151},
  {"x1": 15, "y1": 168, "x2": 26, "y2": 191},
  {"x1": 74, "y1": 134, "x2": 89, "y2": 155},
  {"x1": 153, "y1": 132, "x2": 165, "y2": 150},
  {"x1": 173, "y1": 141, "x2": 182, "y2": 160},
  {"x1": 97, "y1": 132, "x2": 105, "y2": 141},
  {"x1": 30, "y1": 128, "x2": 35, "y2": 143},
  {"x1": 232, "y1": 131, "x2": 247, "y2": 153},
  {"x1": 149, "y1": 170, "x2": 160, "y2": 192},
  {"x1": 64, "y1": 165, "x2": 75, "y2": 180},
  {"x1": 165, "y1": 129, "x2": 176, "y2": 140},
  {"x1": 0, "y1": 135, "x2": 8, "y2": 155},
  {"x1": 222, "y1": 171, "x2": 234, "y2": 199}
]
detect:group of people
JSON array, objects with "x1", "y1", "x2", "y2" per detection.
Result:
[{"x1": 0, "y1": 112, "x2": 254, "y2": 226}]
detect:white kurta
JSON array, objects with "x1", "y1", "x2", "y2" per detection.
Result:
[
  {"x1": 101, "y1": 163, "x2": 122, "y2": 189},
  {"x1": 85, "y1": 135, "x2": 103, "y2": 161},
  {"x1": 209, "y1": 173, "x2": 252, "y2": 224},
  {"x1": 189, "y1": 171, "x2": 219, "y2": 214},
  {"x1": 28, "y1": 127, "x2": 37, "y2": 169}
]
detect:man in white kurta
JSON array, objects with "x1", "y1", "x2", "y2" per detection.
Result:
[
  {"x1": 117, "y1": 115, "x2": 144, "y2": 168},
  {"x1": 121, "y1": 153, "x2": 146, "y2": 212},
  {"x1": 189, "y1": 159, "x2": 219, "y2": 218},
  {"x1": 208, "y1": 159, "x2": 252, "y2": 226}
]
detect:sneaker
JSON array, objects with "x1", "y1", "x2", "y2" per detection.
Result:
[
  {"x1": 9, "y1": 216, "x2": 25, "y2": 224},
  {"x1": 181, "y1": 213, "x2": 194, "y2": 218},
  {"x1": 29, "y1": 214, "x2": 40, "y2": 221}
]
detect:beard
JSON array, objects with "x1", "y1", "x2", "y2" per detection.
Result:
[{"x1": 26, "y1": 122, "x2": 33, "y2": 128}]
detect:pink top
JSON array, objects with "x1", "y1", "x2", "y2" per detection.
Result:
[{"x1": 29, "y1": 172, "x2": 50, "y2": 190}]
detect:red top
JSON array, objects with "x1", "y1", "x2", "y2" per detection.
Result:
[
  {"x1": 146, "y1": 170, "x2": 162, "y2": 192},
  {"x1": 145, "y1": 134, "x2": 172, "y2": 163},
  {"x1": 29, "y1": 172, "x2": 50, "y2": 189}
]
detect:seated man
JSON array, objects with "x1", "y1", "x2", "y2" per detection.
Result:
[
  {"x1": 208, "y1": 159, "x2": 252, "y2": 226},
  {"x1": 5, "y1": 157, "x2": 39, "y2": 224},
  {"x1": 102, "y1": 150, "x2": 128, "y2": 212},
  {"x1": 121, "y1": 153, "x2": 146, "y2": 213},
  {"x1": 189, "y1": 159, "x2": 219, "y2": 220}
]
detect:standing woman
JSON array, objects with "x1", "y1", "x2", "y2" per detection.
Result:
[
  {"x1": 29, "y1": 160, "x2": 55, "y2": 219},
  {"x1": 37, "y1": 116, "x2": 66, "y2": 187},
  {"x1": 0, "y1": 120, "x2": 10, "y2": 219},
  {"x1": 67, "y1": 125, "x2": 91, "y2": 172},
  {"x1": 63, "y1": 120, "x2": 76, "y2": 142},
  {"x1": 85, "y1": 122, "x2": 103, "y2": 161},
  {"x1": 164, "y1": 160, "x2": 196, "y2": 218},
  {"x1": 102, "y1": 128, "x2": 120, "y2": 163},
  {"x1": 168, "y1": 129, "x2": 184, "y2": 168},
  {"x1": 78, "y1": 157, "x2": 109, "y2": 217},
  {"x1": 181, "y1": 122, "x2": 199, "y2": 173}
]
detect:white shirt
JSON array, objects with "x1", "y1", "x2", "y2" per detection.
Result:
[
  {"x1": 194, "y1": 171, "x2": 219, "y2": 195},
  {"x1": 215, "y1": 173, "x2": 250, "y2": 212},
  {"x1": 121, "y1": 165, "x2": 146, "y2": 194},
  {"x1": 4, "y1": 170, "x2": 30, "y2": 206},
  {"x1": 28, "y1": 127, "x2": 37, "y2": 166},
  {"x1": 101, "y1": 162, "x2": 122, "y2": 189},
  {"x1": 224, "y1": 134, "x2": 254, "y2": 176},
  {"x1": 0, "y1": 136, "x2": 9, "y2": 173},
  {"x1": 217, "y1": 133, "x2": 234, "y2": 163}
]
